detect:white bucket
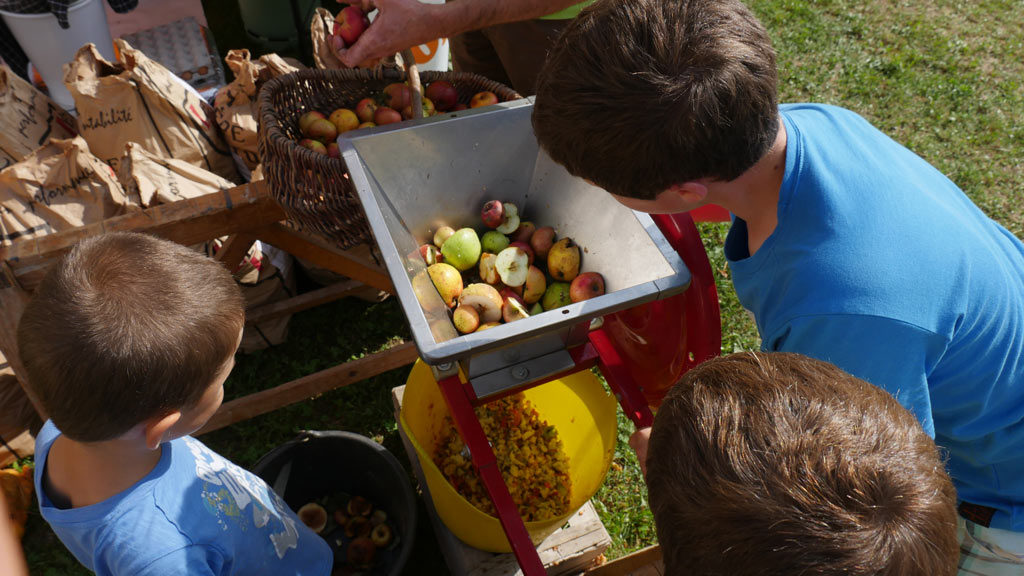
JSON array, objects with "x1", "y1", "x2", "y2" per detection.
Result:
[
  {"x1": 0, "y1": 0, "x2": 115, "y2": 111},
  {"x1": 367, "y1": 0, "x2": 450, "y2": 72}
]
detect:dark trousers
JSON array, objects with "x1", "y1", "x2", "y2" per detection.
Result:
[{"x1": 450, "y1": 18, "x2": 569, "y2": 97}]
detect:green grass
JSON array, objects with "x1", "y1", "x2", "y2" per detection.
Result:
[{"x1": 17, "y1": 0, "x2": 1024, "y2": 573}]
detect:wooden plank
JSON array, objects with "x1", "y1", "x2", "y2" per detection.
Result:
[
  {"x1": 245, "y1": 279, "x2": 363, "y2": 325},
  {"x1": 197, "y1": 341, "x2": 418, "y2": 435},
  {"x1": 3, "y1": 182, "x2": 286, "y2": 291},
  {"x1": 253, "y1": 223, "x2": 394, "y2": 294},
  {"x1": 584, "y1": 546, "x2": 663, "y2": 576},
  {"x1": 215, "y1": 233, "x2": 259, "y2": 273},
  {"x1": 0, "y1": 263, "x2": 46, "y2": 420},
  {"x1": 392, "y1": 385, "x2": 611, "y2": 576}
]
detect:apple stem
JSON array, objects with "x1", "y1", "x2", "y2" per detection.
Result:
[{"x1": 400, "y1": 48, "x2": 424, "y2": 119}]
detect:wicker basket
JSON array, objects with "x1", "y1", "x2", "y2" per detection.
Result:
[{"x1": 257, "y1": 67, "x2": 521, "y2": 249}]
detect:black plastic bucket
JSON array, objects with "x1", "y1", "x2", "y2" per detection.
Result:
[{"x1": 252, "y1": 430, "x2": 417, "y2": 575}]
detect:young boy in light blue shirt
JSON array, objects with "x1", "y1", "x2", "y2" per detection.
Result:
[{"x1": 18, "y1": 232, "x2": 333, "y2": 576}]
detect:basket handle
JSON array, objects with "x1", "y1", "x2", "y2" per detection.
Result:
[{"x1": 400, "y1": 48, "x2": 424, "y2": 120}]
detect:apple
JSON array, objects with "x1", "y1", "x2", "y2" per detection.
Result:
[
  {"x1": 334, "y1": 5, "x2": 370, "y2": 45},
  {"x1": 508, "y1": 241, "x2": 534, "y2": 266},
  {"x1": 329, "y1": 108, "x2": 360, "y2": 133},
  {"x1": 529, "y1": 302, "x2": 544, "y2": 316},
  {"x1": 333, "y1": 508, "x2": 350, "y2": 527},
  {"x1": 374, "y1": 106, "x2": 402, "y2": 126},
  {"x1": 299, "y1": 139, "x2": 327, "y2": 154},
  {"x1": 345, "y1": 515, "x2": 372, "y2": 538},
  {"x1": 502, "y1": 297, "x2": 530, "y2": 323},
  {"x1": 480, "y1": 230, "x2": 510, "y2": 254},
  {"x1": 357, "y1": 121, "x2": 376, "y2": 129},
  {"x1": 419, "y1": 243, "x2": 442, "y2": 265},
  {"x1": 370, "y1": 523, "x2": 393, "y2": 548},
  {"x1": 433, "y1": 225, "x2": 456, "y2": 248},
  {"x1": 470, "y1": 91, "x2": 499, "y2": 108},
  {"x1": 348, "y1": 495, "x2": 373, "y2": 517},
  {"x1": 478, "y1": 252, "x2": 500, "y2": 284},
  {"x1": 427, "y1": 263, "x2": 463, "y2": 307},
  {"x1": 459, "y1": 283, "x2": 503, "y2": 323},
  {"x1": 476, "y1": 321, "x2": 501, "y2": 331},
  {"x1": 326, "y1": 142, "x2": 340, "y2": 158},
  {"x1": 355, "y1": 97, "x2": 378, "y2": 123},
  {"x1": 495, "y1": 202, "x2": 520, "y2": 234},
  {"x1": 440, "y1": 228, "x2": 481, "y2": 271},
  {"x1": 307, "y1": 117, "x2": 338, "y2": 142},
  {"x1": 547, "y1": 237, "x2": 581, "y2": 282},
  {"x1": 297, "y1": 502, "x2": 327, "y2": 533},
  {"x1": 499, "y1": 287, "x2": 525, "y2": 306},
  {"x1": 542, "y1": 282, "x2": 572, "y2": 311},
  {"x1": 495, "y1": 246, "x2": 529, "y2": 287},
  {"x1": 452, "y1": 103, "x2": 468, "y2": 111},
  {"x1": 570, "y1": 272, "x2": 606, "y2": 302},
  {"x1": 402, "y1": 98, "x2": 436, "y2": 119},
  {"x1": 383, "y1": 82, "x2": 414, "y2": 110},
  {"x1": 453, "y1": 305, "x2": 480, "y2": 334},
  {"x1": 512, "y1": 221, "x2": 536, "y2": 244},
  {"x1": 530, "y1": 226, "x2": 556, "y2": 259},
  {"x1": 522, "y1": 265, "x2": 546, "y2": 304},
  {"x1": 481, "y1": 200, "x2": 504, "y2": 228},
  {"x1": 347, "y1": 536, "x2": 377, "y2": 566},
  {"x1": 370, "y1": 509, "x2": 387, "y2": 526},
  {"x1": 425, "y1": 80, "x2": 458, "y2": 111},
  {"x1": 298, "y1": 110, "x2": 326, "y2": 135}
]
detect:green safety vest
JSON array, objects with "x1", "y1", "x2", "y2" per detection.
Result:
[{"x1": 540, "y1": 1, "x2": 595, "y2": 20}]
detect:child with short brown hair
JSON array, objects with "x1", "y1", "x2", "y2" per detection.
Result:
[
  {"x1": 647, "y1": 351, "x2": 959, "y2": 575},
  {"x1": 533, "y1": 0, "x2": 1024, "y2": 571},
  {"x1": 18, "y1": 232, "x2": 332, "y2": 575}
]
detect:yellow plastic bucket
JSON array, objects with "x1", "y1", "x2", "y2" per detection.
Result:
[{"x1": 400, "y1": 360, "x2": 618, "y2": 552}]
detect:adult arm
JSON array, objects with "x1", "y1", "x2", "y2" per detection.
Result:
[
  {"x1": 337, "y1": 0, "x2": 582, "y2": 67},
  {"x1": 764, "y1": 314, "x2": 945, "y2": 436}
]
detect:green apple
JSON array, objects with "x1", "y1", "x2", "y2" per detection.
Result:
[
  {"x1": 481, "y1": 230, "x2": 510, "y2": 254},
  {"x1": 541, "y1": 282, "x2": 572, "y2": 311},
  {"x1": 441, "y1": 228, "x2": 481, "y2": 271}
]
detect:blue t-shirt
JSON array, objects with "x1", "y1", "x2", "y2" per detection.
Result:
[
  {"x1": 726, "y1": 103, "x2": 1024, "y2": 531},
  {"x1": 33, "y1": 421, "x2": 333, "y2": 575}
]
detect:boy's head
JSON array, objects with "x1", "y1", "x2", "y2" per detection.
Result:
[
  {"x1": 647, "y1": 351, "x2": 958, "y2": 576},
  {"x1": 17, "y1": 232, "x2": 245, "y2": 443},
  {"x1": 533, "y1": 0, "x2": 779, "y2": 203}
]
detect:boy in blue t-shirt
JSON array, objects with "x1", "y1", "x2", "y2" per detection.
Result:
[
  {"x1": 17, "y1": 232, "x2": 332, "y2": 576},
  {"x1": 532, "y1": 0, "x2": 1024, "y2": 573}
]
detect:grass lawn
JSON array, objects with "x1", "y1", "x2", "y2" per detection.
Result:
[{"x1": 18, "y1": 0, "x2": 1023, "y2": 574}]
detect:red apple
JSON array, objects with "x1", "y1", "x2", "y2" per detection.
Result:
[
  {"x1": 401, "y1": 98, "x2": 436, "y2": 119},
  {"x1": 470, "y1": 91, "x2": 499, "y2": 108},
  {"x1": 419, "y1": 243, "x2": 443, "y2": 265},
  {"x1": 512, "y1": 221, "x2": 536, "y2": 244},
  {"x1": 481, "y1": 200, "x2": 504, "y2": 228},
  {"x1": 508, "y1": 241, "x2": 534, "y2": 266},
  {"x1": 298, "y1": 110, "x2": 326, "y2": 135},
  {"x1": 374, "y1": 106, "x2": 402, "y2": 125},
  {"x1": 334, "y1": 5, "x2": 370, "y2": 45},
  {"x1": 307, "y1": 117, "x2": 338, "y2": 142},
  {"x1": 347, "y1": 536, "x2": 377, "y2": 567},
  {"x1": 425, "y1": 80, "x2": 458, "y2": 111},
  {"x1": 299, "y1": 139, "x2": 327, "y2": 154},
  {"x1": 502, "y1": 297, "x2": 530, "y2": 323},
  {"x1": 326, "y1": 142, "x2": 340, "y2": 158},
  {"x1": 355, "y1": 98, "x2": 378, "y2": 123},
  {"x1": 499, "y1": 287, "x2": 525, "y2": 306},
  {"x1": 452, "y1": 103, "x2": 468, "y2": 111},
  {"x1": 383, "y1": 83, "x2": 413, "y2": 110},
  {"x1": 530, "y1": 226, "x2": 556, "y2": 260},
  {"x1": 569, "y1": 272, "x2": 605, "y2": 303},
  {"x1": 523, "y1": 265, "x2": 547, "y2": 304}
]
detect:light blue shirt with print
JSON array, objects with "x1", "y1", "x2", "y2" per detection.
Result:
[{"x1": 33, "y1": 420, "x2": 333, "y2": 575}]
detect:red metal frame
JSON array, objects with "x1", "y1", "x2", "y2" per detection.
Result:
[{"x1": 433, "y1": 211, "x2": 721, "y2": 574}]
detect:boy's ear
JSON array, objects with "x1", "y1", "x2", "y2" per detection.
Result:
[
  {"x1": 143, "y1": 411, "x2": 182, "y2": 451},
  {"x1": 664, "y1": 182, "x2": 708, "y2": 204}
]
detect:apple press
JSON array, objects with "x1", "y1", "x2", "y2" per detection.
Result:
[{"x1": 337, "y1": 99, "x2": 721, "y2": 575}]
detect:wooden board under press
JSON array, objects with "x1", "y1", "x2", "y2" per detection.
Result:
[{"x1": 392, "y1": 384, "x2": 611, "y2": 576}]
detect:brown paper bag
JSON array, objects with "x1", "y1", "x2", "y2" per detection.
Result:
[
  {"x1": 214, "y1": 50, "x2": 300, "y2": 170},
  {"x1": 0, "y1": 65, "x2": 77, "y2": 171},
  {"x1": 0, "y1": 137, "x2": 138, "y2": 245},
  {"x1": 63, "y1": 40, "x2": 239, "y2": 182},
  {"x1": 311, "y1": 7, "x2": 344, "y2": 70},
  {"x1": 118, "y1": 142, "x2": 235, "y2": 207}
]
